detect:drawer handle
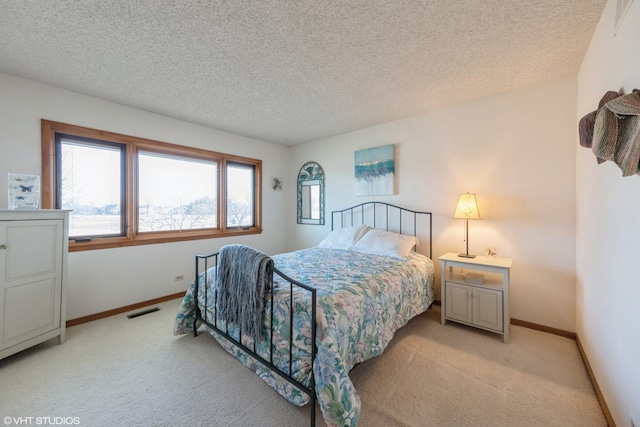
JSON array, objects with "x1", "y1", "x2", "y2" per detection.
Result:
[{"x1": 0, "y1": 244, "x2": 6, "y2": 250}]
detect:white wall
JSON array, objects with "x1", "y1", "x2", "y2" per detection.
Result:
[
  {"x1": 0, "y1": 72, "x2": 290, "y2": 320},
  {"x1": 576, "y1": 0, "x2": 640, "y2": 423},
  {"x1": 289, "y1": 77, "x2": 578, "y2": 332}
]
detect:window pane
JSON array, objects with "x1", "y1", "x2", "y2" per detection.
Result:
[
  {"x1": 227, "y1": 163, "x2": 254, "y2": 227},
  {"x1": 138, "y1": 152, "x2": 217, "y2": 232},
  {"x1": 310, "y1": 184, "x2": 320, "y2": 219},
  {"x1": 59, "y1": 140, "x2": 124, "y2": 237}
]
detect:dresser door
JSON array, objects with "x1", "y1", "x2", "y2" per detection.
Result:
[
  {"x1": 445, "y1": 281, "x2": 473, "y2": 324},
  {"x1": 472, "y1": 287, "x2": 503, "y2": 332},
  {"x1": 0, "y1": 220, "x2": 63, "y2": 349}
]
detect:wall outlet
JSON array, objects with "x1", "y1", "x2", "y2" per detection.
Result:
[{"x1": 175, "y1": 275, "x2": 184, "y2": 281}]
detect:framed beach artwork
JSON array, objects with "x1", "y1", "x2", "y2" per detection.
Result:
[
  {"x1": 354, "y1": 144, "x2": 395, "y2": 196},
  {"x1": 8, "y1": 173, "x2": 41, "y2": 209}
]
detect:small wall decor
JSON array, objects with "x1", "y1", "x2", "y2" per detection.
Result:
[
  {"x1": 272, "y1": 178, "x2": 283, "y2": 191},
  {"x1": 486, "y1": 247, "x2": 498, "y2": 257},
  {"x1": 8, "y1": 173, "x2": 40, "y2": 209},
  {"x1": 354, "y1": 144, "x2": 395, "y2": 196}
]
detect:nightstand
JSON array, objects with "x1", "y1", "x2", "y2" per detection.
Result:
[{"x1": 439, "y1": 252, "x2": 513, "y2": 343}]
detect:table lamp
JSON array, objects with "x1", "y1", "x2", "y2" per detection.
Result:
[{"x1": 453, "y1": 192, "x2": 481, "y2": 258}]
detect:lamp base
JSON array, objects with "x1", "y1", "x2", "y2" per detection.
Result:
[{"x1": 458, "y1": 253, "x2": 476, "y2": 258}]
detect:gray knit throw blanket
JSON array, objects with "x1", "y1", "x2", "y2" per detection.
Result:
[{"x1": 216, "y1": 244, "x2": 274, "y2": 342}]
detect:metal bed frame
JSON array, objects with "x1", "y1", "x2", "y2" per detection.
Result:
[{"x1": 191, "y1": 202, "x2": 432, "y2": 427}]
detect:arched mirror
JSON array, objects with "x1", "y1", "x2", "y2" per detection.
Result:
[{"x1": 297, "y1": 161, "x2": 325, "y2": 225}]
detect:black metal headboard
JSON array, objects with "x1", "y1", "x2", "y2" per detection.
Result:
[{"x1": 331, "y1": 202, "x2": 433, "y2": 259}]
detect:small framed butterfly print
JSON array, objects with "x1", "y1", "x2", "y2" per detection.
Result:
[{"x1": 8, "y1": 173, "x2": 40, "y2": 209}]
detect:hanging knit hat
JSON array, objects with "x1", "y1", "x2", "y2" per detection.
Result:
[
  {"x1": 592, "y1": 91, "x2": 640, "y2": 177},
  {"x1": 579, "y1": 91, "x2": 620, "y2": 164}
]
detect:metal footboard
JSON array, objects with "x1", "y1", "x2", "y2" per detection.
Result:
[{"x1": 192, "y1": 252, "x2": 317, "y2": 427}]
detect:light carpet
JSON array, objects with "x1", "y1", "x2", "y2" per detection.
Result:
[{"x1": 0, "y1": 299, "x2": 606, "y2": 426}]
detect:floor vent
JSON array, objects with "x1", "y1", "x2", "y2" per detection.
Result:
[
  {"x1": 615, "y1": 0, "x2": 634, "y2": 35},
  {"x1": 127, "y1": 307, "x2": 160, "y2": 319}
]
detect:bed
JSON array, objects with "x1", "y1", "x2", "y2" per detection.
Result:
[{"x1": 173, "y1": 202, "x2": 435, "y2": 427}]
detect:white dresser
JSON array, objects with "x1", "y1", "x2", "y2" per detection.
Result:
[{"x1": 0, "y1": 210, "x2": 69, "y2": 360}]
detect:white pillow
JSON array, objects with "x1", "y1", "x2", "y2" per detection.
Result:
[
  {"x1": 351, "y1": 229, "x2": 418, "y2": 258},
  {"x1": 317, "y1": 225, "x2": 370, "y2": 250}
]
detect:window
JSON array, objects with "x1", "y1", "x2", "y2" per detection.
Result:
[
  {"x1": 42, "y1": 120, "x2": 262, "y2": 251},
  {"x1": 137, "y1": 151, "x2": 217, "y2": 232},
  {"x1": 226, "y1": 162, "x2": 255, "y2": 228},
  {"x1": 57, "y1": 136, "x2": 126, "y2": 238}
]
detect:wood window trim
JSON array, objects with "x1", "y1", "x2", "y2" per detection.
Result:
[{"x1": 41, "y1": 120, "x2": 262, "y2": 252}]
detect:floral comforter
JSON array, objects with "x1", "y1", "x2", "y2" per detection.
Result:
[{"x1": 174, "y1": 247, "x2": 435, "y2": 426}]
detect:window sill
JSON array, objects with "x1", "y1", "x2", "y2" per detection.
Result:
[{"x1": 68, "y1": 227, "x2": 262, "y2": 252}]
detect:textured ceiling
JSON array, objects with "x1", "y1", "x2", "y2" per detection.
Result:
[{"x1": 0, "y1": 0, "x2": 606, "y2": 145}]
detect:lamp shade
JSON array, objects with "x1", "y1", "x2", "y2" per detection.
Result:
[{"x1": 453, "y1": 193, "x2": 481, "y2": 220}]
